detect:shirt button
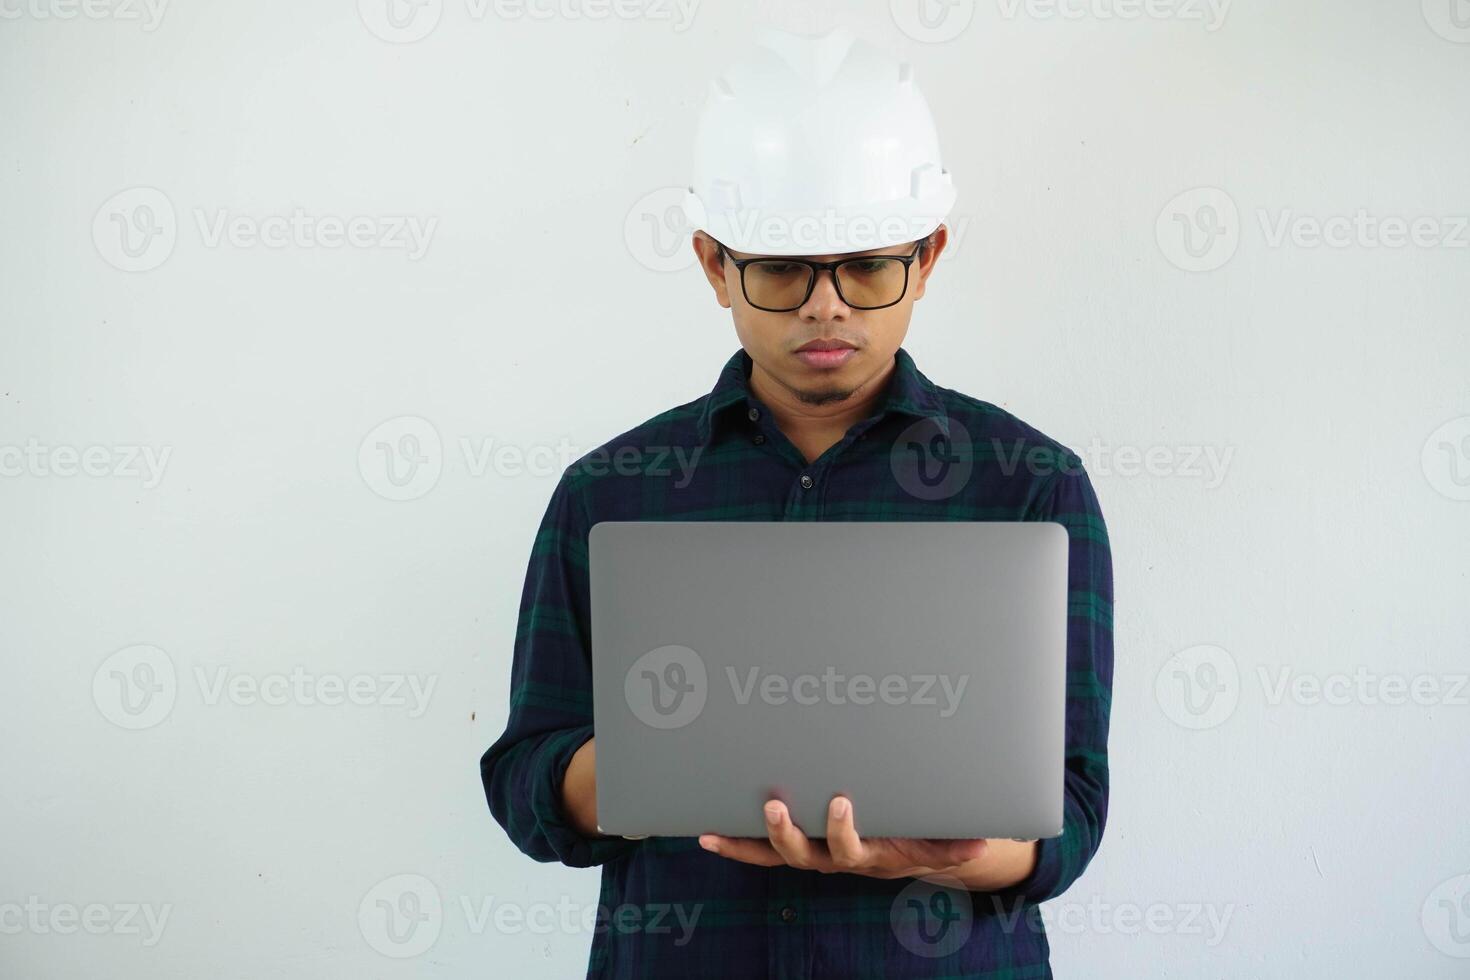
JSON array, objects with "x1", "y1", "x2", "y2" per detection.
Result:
[
  {"x1": 799, "y1": 474, "x2": 813, "y2": 489},
  {"x1": 779, "y1": 906, "x2": 798, "y2": 923},
  {"x1": 747, "y1": 407, "x2": 760, "y2": 421},
  {"x1": 752, "y1": 434, "x2": 765, "y2": 445}
]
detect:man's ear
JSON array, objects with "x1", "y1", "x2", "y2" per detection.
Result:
[
  {"x1": 692, "y1": 231, "x2": 733, "y2": 309},
  {"x1": 909, "y1": 224, "x2": 949, "y2": 302}
]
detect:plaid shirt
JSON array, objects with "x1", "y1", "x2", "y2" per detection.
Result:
[{"x1": 480, "y1": 347, "x2": 1114, "y2": 979}]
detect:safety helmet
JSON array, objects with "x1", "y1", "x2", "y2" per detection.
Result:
[{"x1": 681, "y1": 26, "x2": 957, "y2": 258}]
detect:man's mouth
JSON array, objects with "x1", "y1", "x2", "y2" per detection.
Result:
[{"x1": 794, "y1": 339, "x2": 857, "y2": 369}]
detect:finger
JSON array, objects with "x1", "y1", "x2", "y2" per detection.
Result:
[
  {"x1": 698, "y1": 834, "x2": 786, "y2": 867},
  {"x1": 764, "y1": 801, "x2": 823, "y2": 869},
  {"x1": 825, "y1": 796, "x2": 868, "y2": 870}
]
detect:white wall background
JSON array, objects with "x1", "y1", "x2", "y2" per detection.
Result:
[{"x1": 2, "y1": 1, "x2": 1468, "y2": 977}]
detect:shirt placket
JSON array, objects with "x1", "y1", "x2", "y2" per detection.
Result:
[{"x1": 745, "y1": 401, "x2": 883, "y2": 521}]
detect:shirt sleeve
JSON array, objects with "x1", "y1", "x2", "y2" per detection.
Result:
[
  {"x1": 479, "y1": 475, "x2": 641, "y2": 868},
  {"x1": 990, "y1": 456, "x2": 1114, "y2": 905}
]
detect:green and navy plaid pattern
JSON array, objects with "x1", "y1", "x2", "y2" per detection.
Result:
[{"x1": 480, "y1": 347, "x2": 1114, "y2": 979}]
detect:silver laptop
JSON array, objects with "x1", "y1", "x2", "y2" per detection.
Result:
[{"x1": 589, "y1": 521, "x2": 1068, "y2": 840}]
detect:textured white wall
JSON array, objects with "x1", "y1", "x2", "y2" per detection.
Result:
[{"x1": 2, "y1": 1, "x2": 1467, "y2": 977}]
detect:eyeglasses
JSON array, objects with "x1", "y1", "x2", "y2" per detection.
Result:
[{"x1": 724, "y1": 241, "x2": 927, "y2": 312}]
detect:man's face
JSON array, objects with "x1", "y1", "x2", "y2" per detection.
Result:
[{"x1": 694, "y1": 227, "x2": 948, "y2": 407}]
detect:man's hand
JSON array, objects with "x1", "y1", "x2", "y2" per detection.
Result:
[{"x1": 698, "y1": 796, "x2": 1026, "y2": 884}]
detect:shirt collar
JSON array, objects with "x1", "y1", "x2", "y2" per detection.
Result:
[{"x1": 694, "y1": 346, "x2": 950, "y2": 446}]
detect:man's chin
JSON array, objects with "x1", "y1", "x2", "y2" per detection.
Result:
[{"x1": 792, "y1": 384, "x2": 858, "y2": 407}]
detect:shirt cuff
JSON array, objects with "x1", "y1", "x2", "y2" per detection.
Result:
[{"x1": 528, "y1": 726, "x2": 642, "y2": 868}]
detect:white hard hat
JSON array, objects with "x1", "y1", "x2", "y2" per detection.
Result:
[{"x1": 682, "y1": 26, "x2": 957, "y2": 258}]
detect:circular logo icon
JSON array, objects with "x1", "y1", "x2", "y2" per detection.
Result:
[
  {"x1": 359, "y1": 873, "x2": 442, "y2": 958},
  {"x1": 890, "y1": 416, "x2": 973, "y2": 501},
  {"x1": 1156, "y1": 187, "x2": 1240, "y2": 273},
  {"x1": 358, "y1": 416, "x2": 443, "y2": 502},
  {"x1": 889, "y1": 0, "x2": 977, "y2": 43},
  {"x1": 624, "y1": 186, "x2": 696, "y2": 273},
  {"x1": 625, "y1": 645, "x2": 707, "y2": 729},
  {"x1": 1423, "y1": 0, "x2": 1470, "y2": 43},
  {"x1": 93, "y1": 187, "x2": 177, "y2": 273},
  {"x1": 358, "y1": 0, "x2": 442, "y2": 43},
  {"x1": 1422, "y1": 416, "x2": 1470, "y2": 501},
  {"x1": 1423, "y1": 873, "x2": 1470, "y2": 957},
  {"x1": 891, "y1": 873, "x2": 974, "y2": 958},
  {"x1": 1155, "y1": 643, "x2": 1239, "y2": 730},
  {"x1": 93, "y1": 644, "x2": 177, "y2": 730}
]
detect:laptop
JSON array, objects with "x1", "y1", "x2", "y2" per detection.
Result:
[{"x1": 589, "y1": 520, "x2": 1068, "y2": 840}]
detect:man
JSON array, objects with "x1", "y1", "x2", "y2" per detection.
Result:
[{"x1": 481, "y1": 27, "x2": 1112, "y2": 979}]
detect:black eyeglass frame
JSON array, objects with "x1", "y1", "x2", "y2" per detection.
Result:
[{"x1": 722, "y1": 239, "x2": 929, "y2": 312}]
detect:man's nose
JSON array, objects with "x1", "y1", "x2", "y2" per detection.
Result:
[{"x1": 800, "y1": 268, "x2": 849, "y2": 319}]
